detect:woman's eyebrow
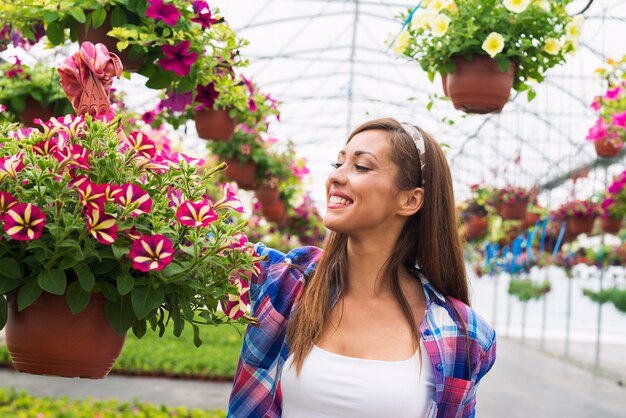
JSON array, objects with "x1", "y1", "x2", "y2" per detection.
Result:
[{"x1": 337, "y1": 150, "x2": 379, "y2": 161}]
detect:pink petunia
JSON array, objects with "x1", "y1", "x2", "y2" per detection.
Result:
[
  {"x1": 146, "y1": 0, "x2": 181, "y2": 26},
  {"x1": 3, "y1": 203, "x2": 46, "y2": 241},
  {"x1": 0, "y1": 104, "x2": 5, "y2": 112},
  {"x1": 158, "y1": 41, "x2": 198, "y2": 77},
  {"x1": 115, "y1": 183, "x2": 153, "y2": 217},
  {"x1": 85, "y1": 208, "x2": 118, "y2": 245},
  {"x1": 213, "y1": 183, "x2": 244, "y2": 213},
  {"x1": 0, "y1": 152, "x2": 25, "y2": 182},
  {"x1": 75, "y1": 181, "x2": 107, "y2": 211},
  {"x1": 0, "y1": 191, "x2": 17, "y2": 214},
  {"x1": 195, "y1": 82, "x2": 219, "y2": 110},
  {"x1": 603, "y1": 85, "x2": 622, "y2": 100},
  {"x1": 129, "y1": 234, "x2": 174, "y2": 272},
  {"x1": 122, "y1": 131, "x2": 157, "y2": 158},
  {"x1": 612, "y1": 110, "x2": 626, "y2": 128},
  {"x1": 220, "y1": 274, "x2": 250, "y2": 320},
  {"x1": 32, "y1": 139, "x2": 58, "y2": 156},
  {"x1": 586, "y1": 118, "x2": 608, "y2": 142},
  {"x1": 191, "y1": 0, "x2": 220, "y2": 30},
  {"x1": 13, "y1": 127, "x2": 35, "y2": 141},
  {"x1": 53, "y1": 143, "x2": 90, "y2": 170},
  {"x1": 167, "y1": 186, "x2": 185, "y2": 209},
  {"x1": 175, "y1": 200, "x2": 217, "y2": 227},
  {"x1": 102, "y1": 184, "x2": 123, "y2": 201}
]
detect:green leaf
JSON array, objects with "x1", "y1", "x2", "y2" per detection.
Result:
[
  {"x1": 192, "y1": 323, "x2": 202, "y2": 348},
  {"x1": 43, "y1": 11, "x2": 59, "y2": 23},
  {"x1": 172, "y1": 308, "x2": 183, "y2": 337},
  {"x1": 66, "y1": 281, "x2": 90, "y2": 314},
  {"x1": 494, "y1": 56, "x2": 510, "y2": 73},
  {"x1": 91, "y1": 8, "x2": 107, "y2": 28},
  {"x1": 17, "y1": 278, "x2": 42, "y2": 311},
  {"x1": 0, "y1": 296, "x2": 7, "y2": 330},
  {"x1": 111, "y1": 244, "x2": 130, "y2": 259},
  {"x1": 100, "y1": 282, "x2": 120, "y2": 301},
  {"x1": 132, "y1": 318, "x2": 147, "y2": 339},
  {"x1": 10, "y1": 96, "x2": 26, "y2": 112},
  {"x1": 527, "y1": 89, "x2": 537, "y2": 102},
  {"x1": 105, "y1": 295, "x2": 135, "y2": 335},
  {"x1": 70, "y1": 7, "x2": 87, "y2": 23},
  {"x1": 116, "y1": 272, "x2": 134, "y2": 296},
  {"x1": 73, "y1": 263, "x2": 95, "y2": 292},
  {"x1": 0, "y1": 258, "x2": 22, "y2": 279},
  {"x1": 162, "y1": 263, "x2": 186, "y2": 277},
  {"x1": 146, "y1": 72, "x2": 174, "y2": 90},
  {"x1": 46, "y1": 21, "x2": 64, "y2": 45},
  {"x1": 131, "y1": 285, "x2": 164, "y2": 319},
  {"x1": 38, "y1": 269, "x2": 67, "y2": 295},
  {"x1": 181, "y1": 302, "x2": 194, "y2": 321},
  {"x1": 110, "y1": 6, "x2": 128, "y2": 27}
]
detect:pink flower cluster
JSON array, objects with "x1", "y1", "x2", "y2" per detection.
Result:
[
  {"x1": 602, "y1": 170, "x2": 626, "y2": 219},
  {"x1": 586, "y1": 82, "x2": 626, "y2": 147},
  {"x1": 555, "y1": 199, "x2": 599, "y2": 220}
]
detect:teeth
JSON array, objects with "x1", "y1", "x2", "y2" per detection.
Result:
[{"x1": 329, "y1": 196, "x2": 352, "y2": 205}]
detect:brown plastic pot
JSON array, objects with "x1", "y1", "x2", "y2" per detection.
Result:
[
  {"x1": 261, "y1": 199, "x2": 288, "y2": 225},
  {"x1": 521, "y1": 212, "x2": 541, "y2": 230},
  {"x1": 194, "y1": 108, "x2": 236, "y2": 141},
  {"x1": 6, "y1": 292, "x2": 126, "y2": 379},
  {"x1": 594, "y1": 138, "x2": 620, "y2": 158},
  {"x1": 79, "y1": 16, "x2": 144, "y2": 72},
  {"x1": 18, "y1": 97, "x2": 56, "y2": 128},
  {"x1": 254, "y1": 186, "x2": 280, "y2": 206},
  {"x1": 567, "y1": 217, "x2": 595, "y2": 236},
  {"x1": 464, "y1": 215, "x2": 488, "y2": 240},
  {"x1": 601, "y1": 217, "x2": 622, "y2": 234},
  {"x1": 447, "y1": 56, "x2": 515, "y2": 114},
  {"x1": 497, "y1": 200, "x2": 527, "y2": 221},
  {"x1": 224, "y1": 158, "x2": 257, "y2": 190}
]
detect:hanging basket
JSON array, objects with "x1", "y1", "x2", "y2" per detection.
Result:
[
  {"x1": 18, "y1": 97, "x2": 56, "y2": 128},
  {"x1": 194, "y1": 108, "x2": 236, "y2": 141},
  {"x1": 567, "y1": 217, "x2": 595, "y2": 236},
  {"x1": 261, "y1": 199, "x2": 288, "y2": 225},
  {"x1": 254, "y1": 185, "x2": 280, "y2": 206},
  {"x1": 224, "y1": 157, "x2": 257, "y2": 190},
  {"x1": 601, "y1": 217, "x2": 622, "y2": 234},
  {"x1": 464, "y1": 215, "x2": 488, "y2": 240},
  {"x1": 593, "y1": 138, "x2": 621, "y2": 158},
  {"x1": 79, "y1": 16, "x2": 144, "y2": 72},
  {"x1": 447, "y1": 56, "x2": 515, "y2": 114},
  {"x1": 497, "y1": 200, "x2": 527, "y2": 221},
  {"x1": 5, "y1": 292, "x2": 126, "y2": 379},
  {"x1": 521, "y1": 212, "x2": 540, "y2": 230}
]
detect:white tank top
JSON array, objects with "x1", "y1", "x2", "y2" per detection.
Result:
[{"x1": 280, "y1": 340, "x2": 436, "y2": 418}]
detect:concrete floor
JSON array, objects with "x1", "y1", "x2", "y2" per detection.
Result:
[{"x1": 1, "y1": 338, "x2": 625, "y2": 416}]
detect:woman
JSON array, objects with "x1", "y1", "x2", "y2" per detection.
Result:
[{"x1": 228, "y1": 118, "x2": 496, "y2": 418}]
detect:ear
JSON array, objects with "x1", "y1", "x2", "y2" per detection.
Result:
[{"x1": 396, "y1": 187, "x2": 424, "y2": 217}]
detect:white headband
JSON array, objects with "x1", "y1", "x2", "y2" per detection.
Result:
[{"x1": 401, "y1": 123, "x2": 426, "y2": 186}]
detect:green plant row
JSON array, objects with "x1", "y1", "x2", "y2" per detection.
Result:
[
  {"x1": 582, "y1": 287, "x2": 626, "y2": 313},
  {"x1": 0, "y1": 388, "x2": 226, "y2": 418},
  {"x1": 508, "y1": 278, "x2": 551, "y2": 302}
]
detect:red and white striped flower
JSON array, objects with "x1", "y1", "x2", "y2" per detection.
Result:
[
  {"x1": 102, "y1": 183, "x2": 123, "y2": 202},
  {"x1": 53, "y1": 143, "x2": 90, "y2": 170},
  {"x1": 175, "y1": 200, "x2": 217, "y2": 227},
  {"x1": 0, "y1": 192, "x2": 17, "y2": 215},
  {"x1": 129, "y1": 234, "x2": 174, "y2": 272},
  {"x1": 167, "y1": 186, "x2": 185, "y2": 209},
  {"x1": 213, "y1": 182, "x2": 244, "y2": 213},
  {"x1": 220, "y1": 274, "x2": 250, "y2": 320},
  {"x1": 0, "y1": 152, "x2": 25, "y2": 182},
  {"x1": 85, "y1": 208, "x2": 118, "y2": 245},
  {"x1": 3, "y1": 203, "x2": 46, "y2": 240},
  {"x1": 75, "y1": 181, "x2": 107, "y2": 211},
  {"x1": 32, "y1": 139, "x2": 58, "y2": 156},
  {"x1": 115, "y1": 183, "x2": 153, "y2": 216},
  {"x1": 122, "y1": 131, "x2": 157, "y2": 158}
]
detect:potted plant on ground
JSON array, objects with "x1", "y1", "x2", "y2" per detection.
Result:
[
  {"x1": 0, "y1": 58, "x2": 73, "y2": 127},
  {"x1": 556, "y1": 199, "x2": 599, "y2": 237},
  {"x1": 394, "y1": 0, "x2": 579, "y2": 113},
  {"x1": 494, "y1": 185, "x2": 529, "y2": 220},
  {"x1": 0, "y1": 44, "x2": 259, "y2": 379},
  {"x1": 586, "y1": 56, "x2": 626, "y2": 158}
]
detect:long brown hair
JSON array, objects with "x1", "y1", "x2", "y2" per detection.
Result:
[{"x1": 286, "y1": 118, "x2": 468, "y2": 373}]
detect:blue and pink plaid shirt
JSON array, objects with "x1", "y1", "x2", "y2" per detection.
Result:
[{"x1": 228, "y1": 243, "x2": 496, "y2": 418}]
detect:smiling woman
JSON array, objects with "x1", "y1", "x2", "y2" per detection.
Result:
[{"x1": 228, "y1": 117, "x2": 496, "y2": 418}]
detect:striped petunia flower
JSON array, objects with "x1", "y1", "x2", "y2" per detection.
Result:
[
  {"x1": 167, "y1": 186, "x2": 185, "y2": 209},
  {"x1": 122, "y1": 131, "x2": 157, "y2": 158},
  {"x1": 115, "y1": 183, "x2": 153, "y2": 217},
  {"x1": 129, "y1": 234, "x2": 174, "y2": 272},
  {"x1": 32, "y1": 139, "x2": 58, "y2": 156},
  {"x1": 0, "y1": 152, "x2": 25, "y2": 182},
  {"x1": 3, "y1": 203, "x2": 46, "y2": 240},
  {"x1": 75, "y1": 180, "x2": 107, "y2": 211},
  {"x1": 53, "y1": 143, "x2": 90, "y2": 170},
  {"x1": 0, "y1": 192, "x2": 17, "y2": 214},
  {"x1": 85, "y1": 208, "x2": 118, "y2": 245},
  {"x1": 213, "y1": 182, "x2": 244, "y2": 213},
  {"x1": 175, "y1": 200, "x2": 217, "y2": 227},
  {"x1": 102, "y1": 184, "x2": 123, "y2": 202},
  {"x1": 220, "y1": 274, "x2": 250, "y2": 320}
]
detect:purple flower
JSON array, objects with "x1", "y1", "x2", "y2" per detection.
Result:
[
  {"x1": 146, "y1": 0, "x2": 181, "y2": 26},
  {"x1": 158, "y1": 41, "x2": 198, "y2": 76},
  {"x1": 142, "y1": 111, "x2": 156, "y2": 124},
  {"x1": 159, "y1": 90, "x2": 193, "y2": 112},
  {"x1": 612, "y1": 110, "x2": 626, "y2": 128},
  {"x1": 191, "y1": 1, "x2": 220, "y2": 30},
  {"x1": 195, "y1": 82, "x2": 219, "y2": 110}
]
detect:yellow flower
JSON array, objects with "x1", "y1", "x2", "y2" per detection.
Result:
[
  {"x1": 429, "y1": 14, "x2": 451, "y2": 37},
  {"x1": 607, "y1": 58, "x2": 616, "y2": 65},
  {"x1": 566, "y1": 15, "x2": 583, "y2": 40},
  {"x1": 391, "y1": 30, "x2": 411, "y2": 55},
  {"x1": 481, "y1": 32, "x2": 505, "y2": 58},
  {"x1": 534, "y1": 0, "x2": 550, "y2": 11},
  {"x1": 445, "y1": 1, "x2": 459, "y2": 13},
  {"x1": 543, "y1": 38, "x2": 561, "y2": 55},
  {"x1": 503, "y1": 0, "x2": 531, "y2": 13},
  {"x1": 411, "y1": 9, "x2": 436, "y2": 31},
  {"x1": 428, "y1": 0, "x2": 446, "y2": 12}
]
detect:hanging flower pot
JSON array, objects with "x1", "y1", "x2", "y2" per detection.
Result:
[
  {"x1": 447, "y1": 56, "x2": 515, "y2": 114},
  {"x1": 521, "y1": 211, "x2": 541, "y2": 230},
  {"x1": 255, "y1": 185, "x2": 280, "y2": 206},
  {"x1": 18, "y1": 97, "x2": 56, "y2": 128},
  {"x1": 593, "y1": 138, "x2": 621, "y2": 158},
  {"x1": 78, "y1": 16, "x2": 145, "y2": 72},
  {"x1": 464, "y1": 214, "x2": 488, "y2": 241},
  {"x1": 567, "y1": 217, "x2": 595, "y2": 236},
  {"x1": 194, "y1": 108, "x2": 236, "y2": 141},
  {"x1": 224, "y1": 157, "x2": 257, "y2": 190},
  {"x1": 5, "y1": 292, "x2": 126, "y2": 379},
  {"x1": 601, "y1": 217, "x2": 622, "y2": 234},
  {"x1": 498, "y1": 200, "x2": 527, "y2": 221},
  {"x1": 261, "y1": 199, "x2": 288, "y2": 225}
]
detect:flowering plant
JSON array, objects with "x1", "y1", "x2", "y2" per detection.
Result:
[
  {"x1": 555, "y1": 199, "x2": 599, "y2": 220},
  {"x1": 284, "y1": 193, "x2": 325, "y2": 246},
  {"x1": 0, "y1": 58, "x2": 73, "y2": 123},
  {"x1": 207, "y1": 126, "x2": 271, "y2": 168},
  {"x1": 601, "y1": 171, "x2": 626, "y2": 219},
  {"x1": 494, "y1": 185, "x2": 529, "y2": 205},
  {"x1": 394, "y1": 0, "x2": 580, "y2": 99},
  {"x1": 586, "y1": 57, "x2": 626, "y2": 148}
]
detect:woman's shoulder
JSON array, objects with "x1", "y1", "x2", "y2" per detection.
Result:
[
  {"x1": 254, "y1": 242, "x2": 323, "y2": 272},
  {"x1": 446, "y1": 296, "x2": 496, "y2": 353}
]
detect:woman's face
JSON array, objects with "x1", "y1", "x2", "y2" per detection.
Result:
[{"x1": 324, "y1": 129, "x2": 405, "y2": 234}]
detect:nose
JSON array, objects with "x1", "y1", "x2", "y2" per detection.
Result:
[{"x1": 326, "y1": 164, "x2": 348, "y2": 191}]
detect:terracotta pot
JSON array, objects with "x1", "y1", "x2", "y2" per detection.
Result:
[
  {"x1": 18, "y1": 97, "x2": 56, "y2": 128},
  {"x1": 567, "y1": 217, "x2": 595, "y2": 236},
  {"x1": 6, "y1": 292, "x2": 126, "y2": 379},
  {"x1": 464, "y1": 215, "x2": 488, "y2": 240},
  {"x1": 261, "y1": 199, "x2": 288, "y2": 225},
  {"x1": 521, "y1": 212, "x2": 540, "y2": 230},
  {"x1": 254, "y1": 186, "x2": 280, "y2": 206},
  {"x1": 447, "y1": 56, "x2": 515, "y2": 114},
  {"x1": 194, "y1": 108, "x2": 236, "y2": 141},
  {"x1": 79, "y1": 16, "x2": 144, "y2": 72},
  {"x1": 594, "y1": 138, "x2": 620, "y2": 158},
  {"x1": 442, "y1": 73, "x2": 449, "y2": 96},
  {"x1": 498, "y1": 200, "x2": 527, "y2": 221},
  {"x1": 601, "y1": 217, "x2": 622, "y2": 234},
  {"x1": 224, "y1": 158, "x2": 257, "y2": 190}
]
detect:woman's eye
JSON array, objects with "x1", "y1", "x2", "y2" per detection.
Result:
[
  {"x1": 354, "y1": 165, "x2": 370, "y2": 172},
  {"x1": 330, "y1": 161, "x2": 342, "y2": 169},
  {"x1": 330, "y1": 161, "x2": 370, "y2": 172}
]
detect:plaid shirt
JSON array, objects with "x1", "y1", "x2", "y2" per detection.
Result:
[{"x1": 228, "y1": 243, "x2": 496, "y2": 418}]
